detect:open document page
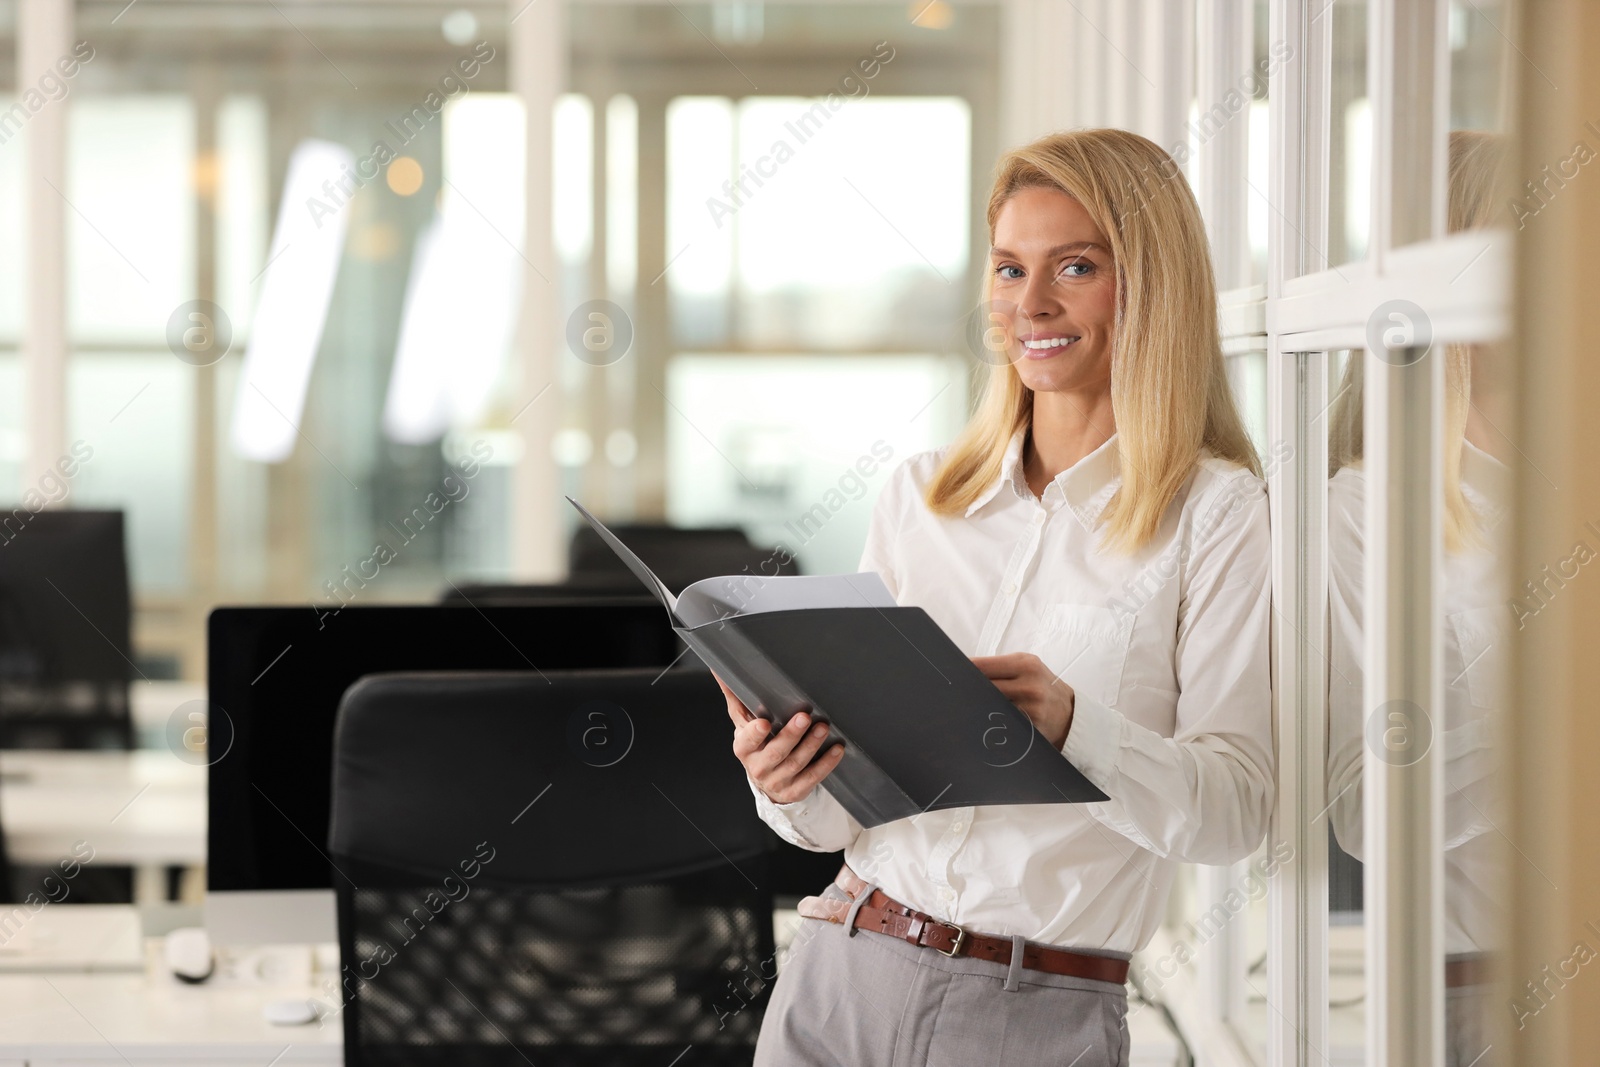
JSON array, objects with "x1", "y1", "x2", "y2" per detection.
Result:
[{"x1": 673, "y1": 571, "x2": 896, "y2": 627}]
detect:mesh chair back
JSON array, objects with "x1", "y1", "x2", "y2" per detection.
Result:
[{"x1": 329, "y1": 668, "x2": 776, "y2": 1066}]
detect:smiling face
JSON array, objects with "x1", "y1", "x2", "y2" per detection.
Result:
[{"x1": 987, "y1": 185, "x2": 1119, "y2": 397}]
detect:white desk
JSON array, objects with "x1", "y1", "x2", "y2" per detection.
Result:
[
  {"x1": 128, "y1": 682, "x2": 208, "y2": 753},
  {"x1": 0, "y1": 750, "x2": 206, "y2": 904},
  {"x1": 0, "y1": 973, "x2": 342, "y2": 1065},
  {"x1": 0, "y1": 905, "x2": 142, "y2": 973}
]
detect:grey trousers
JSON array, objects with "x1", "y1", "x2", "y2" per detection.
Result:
[
  {"x1": 754, "y1": 889, "x2": 1131, "y2": 1067},
  {"x1": 1446, "y1": 979, "x2": 1495, "y2": 1067}
]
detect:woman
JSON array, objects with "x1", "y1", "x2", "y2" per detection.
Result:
[{"x1": 718, "y1": 128, "x2": 1274, "y2": 1067}]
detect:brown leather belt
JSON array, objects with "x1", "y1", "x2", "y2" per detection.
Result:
[
  {"x1": 1446, "y1": 954, "x2": 1492, "y2": 988},
  {"x1": 796, "y1": 865, "x2": 1129, "y2": 986}
]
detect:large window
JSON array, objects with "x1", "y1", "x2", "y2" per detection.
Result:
[
  {"x1": 659, "y1": 91, "x2": 973, "y2": 570},
  {"x1": 2, "y1": 1, "x2": 998, "y2": 677}
]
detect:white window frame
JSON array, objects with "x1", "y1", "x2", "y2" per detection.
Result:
[
  {"x1": 1151, "y1": 0, "x2": 1512, "y2": 1064},
  {"x1": 1261, "y1": 1, "x2": 1505, "y2": 1066}
]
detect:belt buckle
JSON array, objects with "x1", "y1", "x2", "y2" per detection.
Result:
[{"x1": 936, "y1": 922, "x2": 967, "y2": 958}]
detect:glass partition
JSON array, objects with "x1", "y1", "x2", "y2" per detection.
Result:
[
  {"x1": 1323, "y1": 345, "x2": 1366, "y2": 1062},
  {"x1": 1247, "y1": 0, "x2": 1271, "y2": 286},
  {"x1": 1326, "y1": 0, "x2": 1369, "y2": 270}
]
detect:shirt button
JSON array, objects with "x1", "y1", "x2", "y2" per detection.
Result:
[
  {"x1": 950, "y1": 821, "x2": 965, "y2": 834},
  {"x1": 940, "y1": 888, "x2": 955, "y2": 903},
  {"x1": 1004, "y1": 582, "x2": 1018, "y2": 596},
  {"x1": 1031, "y1": 511, "x2": 1045, "y2": 526}
]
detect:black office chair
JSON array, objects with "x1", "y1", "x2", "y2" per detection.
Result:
[{"x1": 328, "y1": 668, "x2": 778, "y2": 1067}]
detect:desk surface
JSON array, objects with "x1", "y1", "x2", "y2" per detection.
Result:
[
  {"x1": 0, "y1": 973, "x2": 342, "y2": 1063},
  {"x1": 0, "y1": 750, "x2": 205, "y2": 867},
  {"x1": 0, "y1": 904, "x2": 142, "y2": 973}
]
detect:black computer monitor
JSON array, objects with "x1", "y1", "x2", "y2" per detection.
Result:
[
  {"x1": 206, "y1": 600, "x2": 681, "y2": 942},
  {"x1": 0, "y1": 509, "x2": 132, "y2": 749}
]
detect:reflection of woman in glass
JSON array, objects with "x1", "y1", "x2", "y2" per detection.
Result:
[
  {"x1": 717, "y1": 129, "x2": 1275, "y2": 1067},
  {"x1": 1325, "y1": 129, "x2": 1511, "y2": 1067}
]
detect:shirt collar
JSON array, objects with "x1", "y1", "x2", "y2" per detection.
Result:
[{"x1": 964, "y1": 425, "x2": 1123, "y2": 525}]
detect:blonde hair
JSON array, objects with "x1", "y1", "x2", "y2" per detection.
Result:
[
  {"x1": 1327, "y1": 129, "x2": 1508, "y2": 553},
  {"x1": 1442, "y1": 130, "x2": 1510, "y2": 554},
  {"x1": 924, "y1": 128, "x2": 1261, "y2": 554}
]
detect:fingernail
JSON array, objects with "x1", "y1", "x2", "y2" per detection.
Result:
[{"x1": 811, "y1": 725, "x2": 826, "y2": 737}]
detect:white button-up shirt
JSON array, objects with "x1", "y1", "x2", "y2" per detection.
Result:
[{"x1": 751, "y1": 427, "x2": 1275, "y2": 952}]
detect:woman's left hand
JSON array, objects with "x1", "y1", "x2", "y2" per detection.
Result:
[{"x1": 972, "y1": 653, "x2": 1076, "y2": 750}]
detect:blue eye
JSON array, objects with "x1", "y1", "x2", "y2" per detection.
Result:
[
  {"x1": 993, "y1": 265, "x2": 1023, "y2": 280},
  {"x1": 1062, "y1": 261, "x2": 1093, "y2": 277}
]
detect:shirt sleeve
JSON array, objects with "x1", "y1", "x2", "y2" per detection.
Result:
[
  {"x1": 748, "y1": 777, "x2": 860, "y2": 852},
  {"x1": 1325, "y1": 469, "x2": 1503, "y2": 860},
  {"x1": 1325, "y1": 469, "x2": 1366, "y2": 858},
  {"x1": 745, "y1": 457, "x2": 913, "y2": 853},
  {"x1": 1062, "y1": 469, "x2": 1276, "y2": 866}
]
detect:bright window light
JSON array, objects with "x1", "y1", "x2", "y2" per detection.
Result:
[
  {"x1": 383, "y1": 94, "x2": 526, "y2": 444},
  {"x1": 68, "y1": 95, "x2": 195, "y2": 344},
  {"x1": 1248, "y1": 100, "x2": 1269, "y2": 279},
  {"x1": 665, "y1": 95, "x2": 969, "y2": 349},
  {"x1": 736, "y1": 96, "x2": 969, "y2": 291},
  {"x1": 1345, "y1": 97, "x2": 1372, "y2": 262},
  {"x1": 217, "y1": 94, "x2": 269, "y2": 345},
  {"x1": 666, "y1": 97, "x2": 734, "y2": 296},
  {"x1": 606, "y1": 94, "x2": 638, "y2": 295},
  {"x1": 552, "y1": 94, "x2": 592, "y2": 264},
  {"x1": 230, "y1": 138, "x2": 353, "y2": 462}
]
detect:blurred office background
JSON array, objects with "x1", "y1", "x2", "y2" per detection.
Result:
[{"x1": 0, "y1": 0, "x2": 998, "y2": 682}]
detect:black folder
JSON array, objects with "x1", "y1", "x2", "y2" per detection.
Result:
[{"x1": 567, "y1": 498, "x2": 1108, "y2": 828}]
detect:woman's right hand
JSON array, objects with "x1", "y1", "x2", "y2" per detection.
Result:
[{"x1": 714, "y1": 671, "x2": 845, "y2": 804}]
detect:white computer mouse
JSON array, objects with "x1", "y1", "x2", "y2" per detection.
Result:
[
  {"x1": 262, "y1": 997, "x2": 321, "y2": 1026},
  {"x1": 163, "y1": 927, "x2": 215, "y2": 984}
]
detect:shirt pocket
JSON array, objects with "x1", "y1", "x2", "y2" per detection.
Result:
[
  {"x1": 1446, "y1": 605, "x2": 1507, "y2": 711},
  {"x1": 1035, "y1": 602, "x2": 1135, "y2": 707}
]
